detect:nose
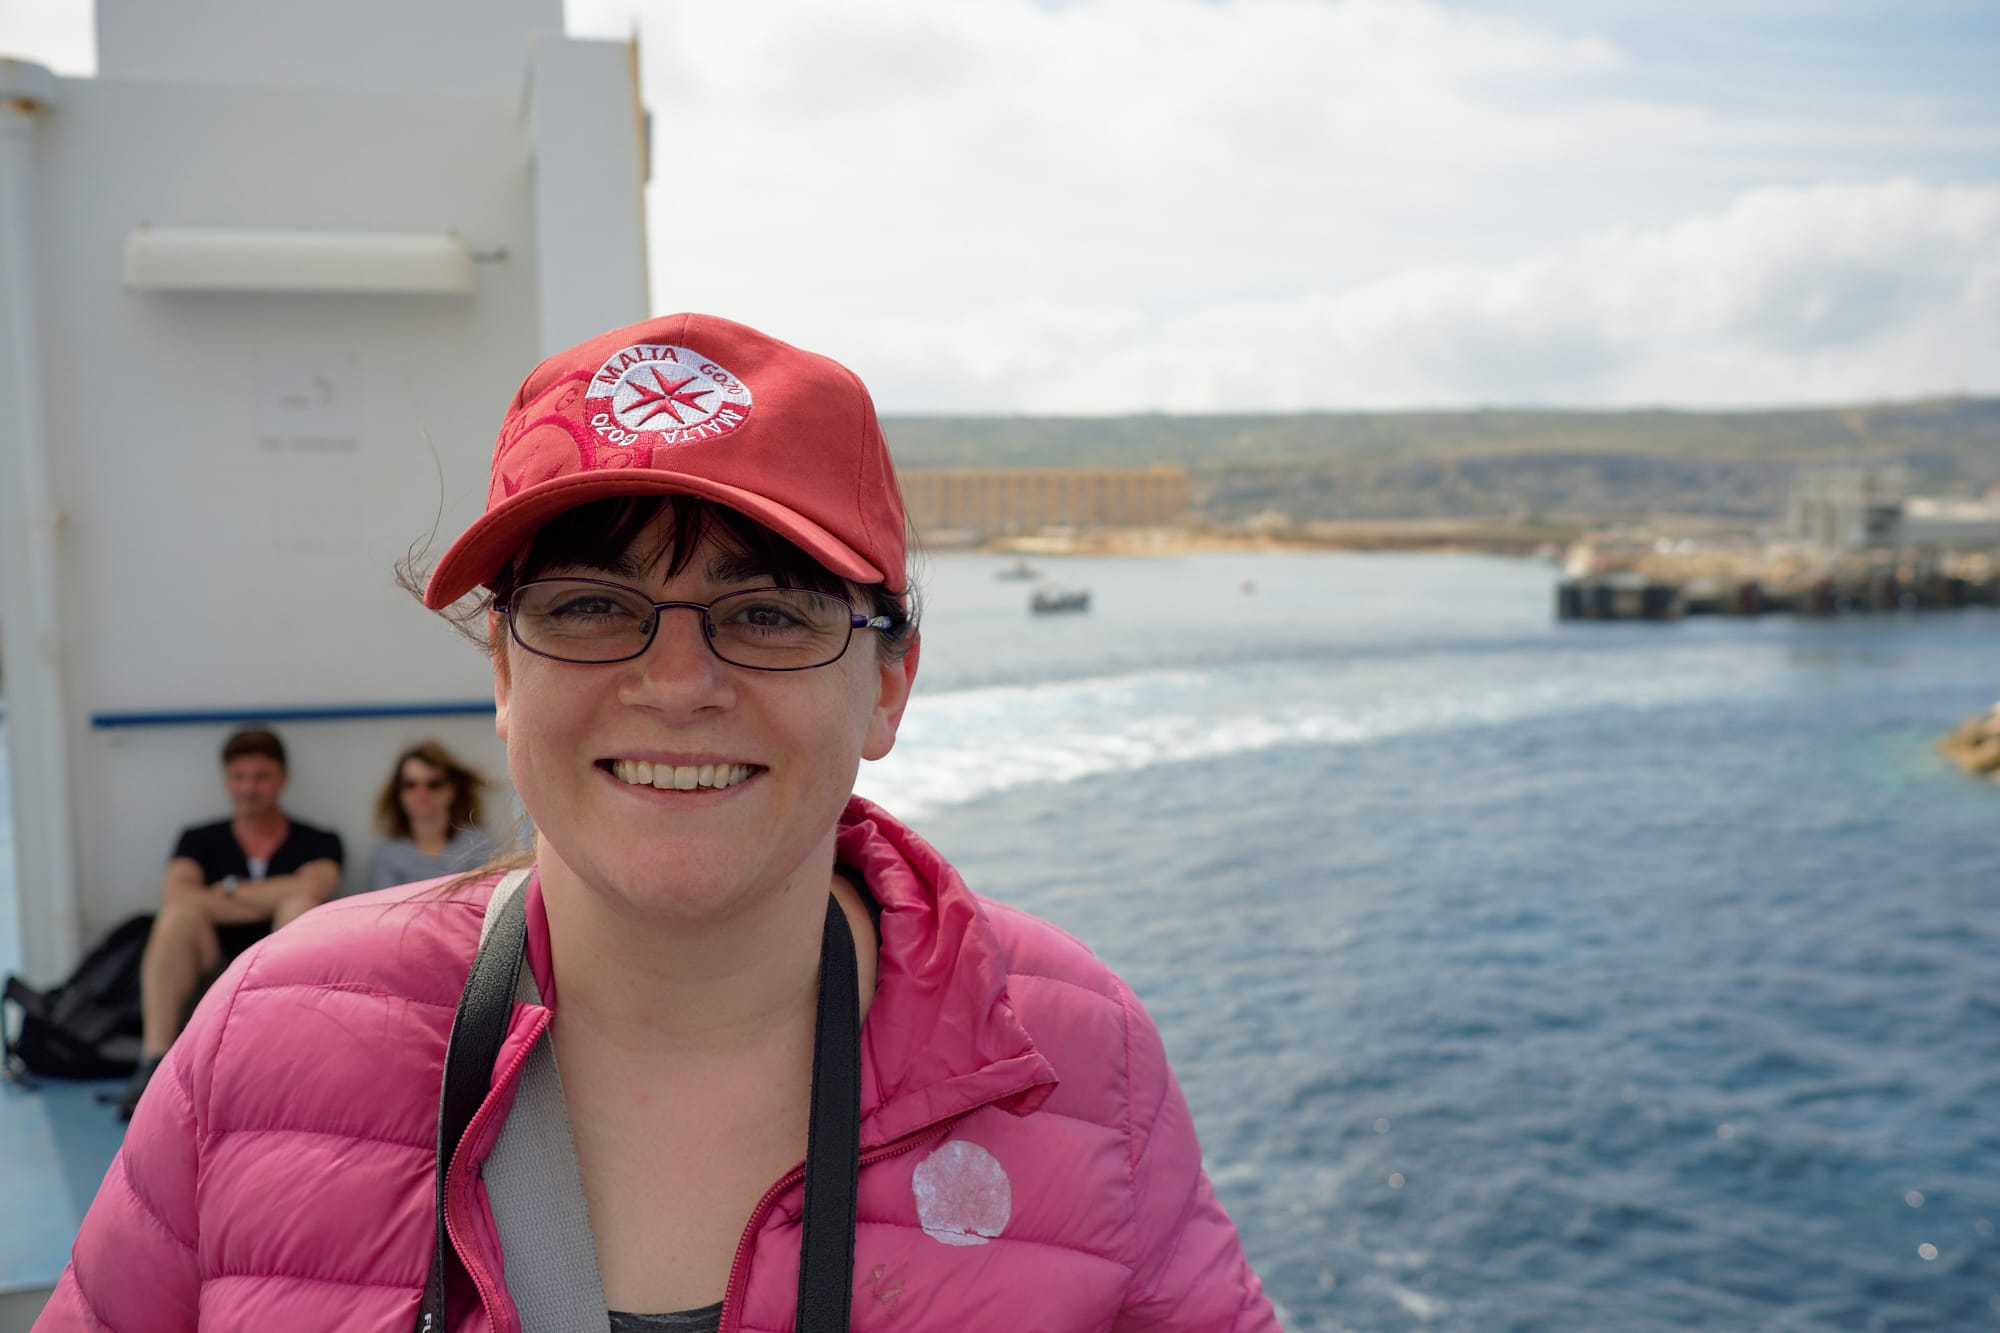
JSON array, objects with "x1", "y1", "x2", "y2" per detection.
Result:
[{"x1": 619, "y1": 604, "x2": 736, "y2": 712}]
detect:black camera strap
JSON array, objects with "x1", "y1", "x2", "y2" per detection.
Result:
[{"x1": 419, "y1": 882, "x2": 860, "y2": 1332}]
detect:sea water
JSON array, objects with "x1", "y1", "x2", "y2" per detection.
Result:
[
  {"x1": 5, "y1": 551, "x2": 1997, "y2": 1327},
  {"x1": 855, "y1": 551, "x2": 2000, "y2": 1331}
]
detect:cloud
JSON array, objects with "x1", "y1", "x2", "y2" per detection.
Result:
[
  {"x1": 1242, "y1": 178, "x2": 1998, "y2": 409},
  {"x1": 564, "y1": 0, "x2": 1997, "y2": 410},
  {"x1": 588, "y1": 0, "x2": 1681, "y2": 332},
  {"x1": 0, "y1": 0, "x2": 93, "y2": 74},
  {"x1": 872, "y1": 178, "x2": 2000, "y2": 410}
]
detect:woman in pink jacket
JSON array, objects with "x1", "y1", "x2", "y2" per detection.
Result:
[{"x1": 41, "y1": 314, "x2": 1281, "y2": 1332}]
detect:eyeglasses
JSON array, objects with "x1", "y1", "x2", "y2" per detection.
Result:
[
  {"x1": 497, "y1": 578, "x2": 894, "y2": 671},
  {"x1": 401, "y1": 777, "x2": 451, "y2": 792}
]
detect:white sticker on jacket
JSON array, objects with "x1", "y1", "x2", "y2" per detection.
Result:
[{"x1": 912, "y1": 1139, "x2": 1012, "y2": 1247}]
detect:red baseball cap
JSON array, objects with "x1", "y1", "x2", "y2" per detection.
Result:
[{"x1": 423, "y1": 313, "x2": 907, "y2": 609}]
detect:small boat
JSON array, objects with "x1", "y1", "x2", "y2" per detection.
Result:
[
  {"x1": 994, "y1": 558, "x2": 1040, "y2": 581},
  {"x1": 1030, "y1": 584, "x2": 1091, "y2": 614}
]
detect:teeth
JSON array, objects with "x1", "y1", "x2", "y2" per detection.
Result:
[{"x1": 612, "y1": 759, "x2": 754, "y2": 791}]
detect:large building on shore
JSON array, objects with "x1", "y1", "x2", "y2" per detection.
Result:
[{"x1": 898, "y1": 465, "x2": 1192, "y2": 538}]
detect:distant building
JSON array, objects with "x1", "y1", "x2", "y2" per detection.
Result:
[
  {"x1": 1901, "y1": 497, "x2": 2000, "y2": 550},
  {"x1": 1786, "y1": 467, "x2": 1905, "y2": 551},
  {"x1": 1786, "y1": 467, "x2": 2000, "y2": 552},
  {"x1": 899, "y1": 465, "x2": 1192, "y2": 538}
]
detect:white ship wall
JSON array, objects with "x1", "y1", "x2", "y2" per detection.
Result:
[{"x1": 0, "y1": 0, "x2": 649, "y2": 983}]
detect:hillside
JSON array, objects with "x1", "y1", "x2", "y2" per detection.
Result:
[{"x1": 880, "y1": 397, "x2": 2000, "y2": 526}]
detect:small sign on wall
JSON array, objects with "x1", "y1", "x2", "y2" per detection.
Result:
[
  {"x1": 256, "y1": 355, "x2": 359, "y2": 449},
  {"x1": 255, "y1": 355, "x2": 361, "y2": 550}
]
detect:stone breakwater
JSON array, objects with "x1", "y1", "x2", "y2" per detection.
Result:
[{"x1": 1557, "y1": 546, "x2": 2000, "y2": 621}]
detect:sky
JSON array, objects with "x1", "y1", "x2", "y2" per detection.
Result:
[{"x1": 5, "y1": 0, "x2": 1998, "y2": 414}]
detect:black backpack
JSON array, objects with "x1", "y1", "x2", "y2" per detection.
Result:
[{"x1": 3, "y1": 913, "x2": 152, "y2": 1081}]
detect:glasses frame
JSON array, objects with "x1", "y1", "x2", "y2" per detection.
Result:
[{"x1": 496, "y1": 576, "x2": 895, "y2": 672}]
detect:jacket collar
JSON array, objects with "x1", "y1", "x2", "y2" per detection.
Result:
[
  {"x1": 836, "y1": 796, "x2": 1058, "y2": 1146},
  {"x1": 522, "y1": 870, "x2": 558, "y2": 1009}
]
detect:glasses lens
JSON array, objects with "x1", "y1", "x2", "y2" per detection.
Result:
[
  {"x1": 511, "y1": 580, "x2": 658, "y2": 663},
  {"x1": 708, "y1": 588, "x2": 854, "y2": 669}
]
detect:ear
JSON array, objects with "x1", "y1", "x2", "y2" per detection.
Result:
[
  {"x1": 862, "y1": 632, "x2": 919, "y2": 762},
  {"x1": 490, "y1": 611, "x2": 513, "y2": 743}
]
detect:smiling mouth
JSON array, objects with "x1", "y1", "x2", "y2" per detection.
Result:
[{"x1": 607, "y1": 759, "x2": 760, "y2": 792}]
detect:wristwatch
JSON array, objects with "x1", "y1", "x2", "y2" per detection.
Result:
[{"x1": 221, "y1": 874, "x2": 239, "y2": 898}]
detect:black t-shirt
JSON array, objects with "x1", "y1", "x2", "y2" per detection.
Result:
[
  {"x1": 171, "y1": 819, "x2": 345, "y2": 886},
  {"x1": 170, "y1": 818, "x2": 345, "y2": 960}
]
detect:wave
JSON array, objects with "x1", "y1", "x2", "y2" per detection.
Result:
[{"x1": 857, "y1": 649, "x2": 1779, "y2": 818}]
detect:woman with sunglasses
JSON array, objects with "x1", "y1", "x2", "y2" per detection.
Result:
[
  {"x1": 42, "y1": 316, "x2": 1280, "y2": 1332},
  {"x1": 366, "y1": 740, "x2": 496, "y2": 895}
]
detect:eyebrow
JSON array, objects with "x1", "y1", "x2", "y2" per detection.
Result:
[
  {"x1": 542, "y1": 544, "x2": 779, "y2": 588},
  {"x1": 551, "y1": 548, "x2": 773, "y2": 584},
  {"x1": 705, "y1": 551, "x2": 772, "y2": 585},
  {"x1": 541, "y1": 549, "x2": 651, "y2": 581}
]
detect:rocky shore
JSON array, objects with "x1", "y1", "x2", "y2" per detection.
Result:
[{"x1": 1939, "y1": 704, "x2": 2000, "y2": 780}]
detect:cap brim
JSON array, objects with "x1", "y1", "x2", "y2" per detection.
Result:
[{"x1": 422, "y1": 470, "x2": 890, "y2": 609}]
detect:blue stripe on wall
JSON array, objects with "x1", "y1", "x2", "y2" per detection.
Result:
[{"x1": 90, "y1": 700, "x2": 496, "y2": 728}]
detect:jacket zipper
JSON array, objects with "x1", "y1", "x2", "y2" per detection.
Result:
[
  {"x1": 443, "y1": 1007, "x2": 551, "y2": 1333},
  {"x1": 716, "y1": 1118, "x2": 959, "y2": 1333}
]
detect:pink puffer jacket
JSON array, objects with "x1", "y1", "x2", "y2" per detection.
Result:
[{"x1": 39, "y1": 798, "x2": 1279, "y2": 1331}]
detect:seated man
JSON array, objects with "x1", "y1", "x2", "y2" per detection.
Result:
[{"x1": 116, "y1": 727, "x2": 343, "y2": 1118}]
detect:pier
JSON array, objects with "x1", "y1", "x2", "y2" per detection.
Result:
[{"x1": 1556, "y1": 547, "x2": 2000, "y2": 621}]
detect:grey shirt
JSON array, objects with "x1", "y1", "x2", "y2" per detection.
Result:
[{"x1": 364, "y1": 828, "x2": 495, "y2": 894}]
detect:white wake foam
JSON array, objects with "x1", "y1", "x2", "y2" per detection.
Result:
[{"x1": 856, "y1": 651, "x2": 1774, "y2": 818}]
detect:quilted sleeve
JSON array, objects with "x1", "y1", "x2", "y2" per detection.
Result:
[
  {"x1": 1112, "y1": 980, "x2": 1284, "y2": 1333},
  {"x1": 34, "y1": 1012, "x2": 217, "y2": 1329}
]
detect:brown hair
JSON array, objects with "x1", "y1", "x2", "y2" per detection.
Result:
[
  {"x1": 221, "y1": 727, "x2": 287, "y2": 770},
  {"x1": 374, "y1": 739, "x2": 490, "y2": 839}
]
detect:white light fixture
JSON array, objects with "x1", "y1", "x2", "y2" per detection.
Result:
[{"x1": 123, "y1": 226, "x2": 477, "y2": 295}]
